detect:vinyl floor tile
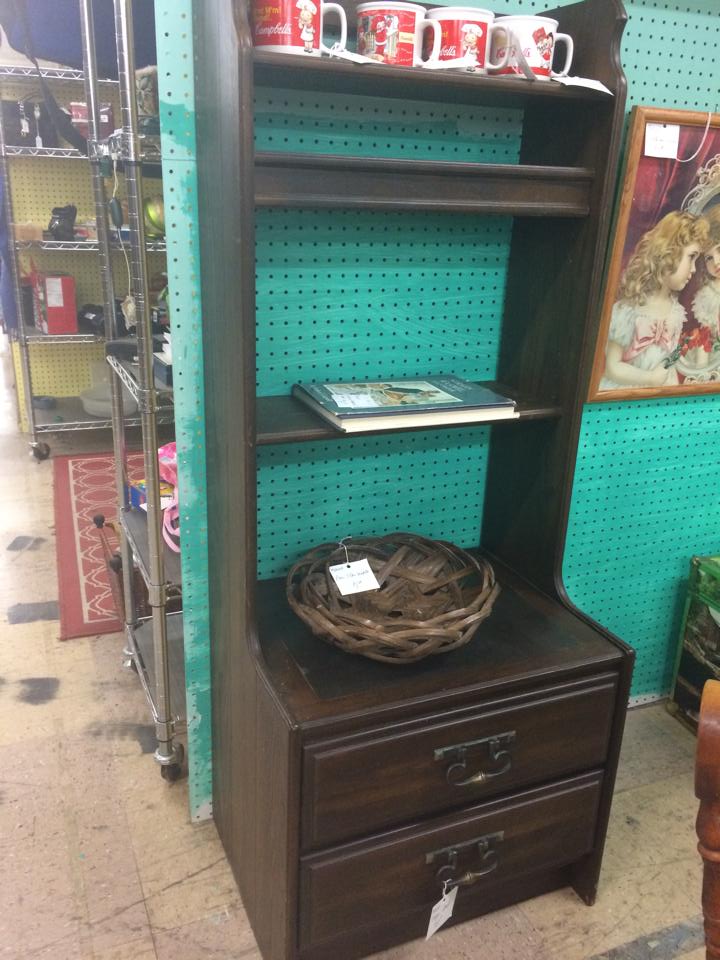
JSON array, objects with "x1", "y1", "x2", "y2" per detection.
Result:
[{"x1": 0, "y1": 338, "x2": 710, "y2": 960}]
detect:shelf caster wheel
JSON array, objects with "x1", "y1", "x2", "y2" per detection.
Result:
[
  {"x1": 31, "y1": 442, "x2": 50, "y2": 461},
  {"x1": 159, "y1": 743, "x2": 185, "y2": 782},
  {"x1": 123, "y1": 656, "x2": 139, "y2": 673}
]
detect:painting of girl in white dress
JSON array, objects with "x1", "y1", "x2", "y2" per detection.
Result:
[{"x1": 589, "y1": 107, "x2": 720, "y2": 400}]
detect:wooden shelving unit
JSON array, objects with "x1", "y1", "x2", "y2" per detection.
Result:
[{"x1": 196, "y1": 1, "x2": 635, "y2": 958}]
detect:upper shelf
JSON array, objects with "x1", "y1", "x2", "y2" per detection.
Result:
[
  {"x1": 0, "y1": 63, "x2": 117, "y2": 83},
  {"x1": 256, "y1": 385, "x2": 562, "y2": 445},
  {"x1": 253, "y1": 51, "x2": 614, "y2": 109},
  {"x1": 255, "y1": 152, "x2": 594, "y2": 216}
]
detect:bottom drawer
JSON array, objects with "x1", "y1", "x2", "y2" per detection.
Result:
[{"x1": 299, "y1": 771, "x2": 602, "y2": 952}]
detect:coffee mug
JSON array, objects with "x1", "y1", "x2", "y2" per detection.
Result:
[
  {"x1": 252, "y1": 0, "x2": 348, "y2": 56},
  {"x1": 490, "y1": 15, "x2": 573, "y2": 80},
  {"x1": 356, "y1": 2, "x2": 441, "y2": 67},
  {"x1": 425, "y1": 7, "x2": 509, "y2": 73}
]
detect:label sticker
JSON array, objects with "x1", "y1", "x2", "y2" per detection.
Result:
[
  {"x1": 328, "y1": 558, "x2": 380, "y2": 596},
  {"x1": 644, "y1": 122, "x2": 680, "y2": 159},
  {"x1": 45, "y1": 277, "x2": 64, "y2": 308},
  {"x1": 426, "y1": 886, "x2": 458, "y2": 939}
]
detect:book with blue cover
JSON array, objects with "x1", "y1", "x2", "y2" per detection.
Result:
[{"x1": 291, "y1": 375, "x2": 518, "y2": 432}]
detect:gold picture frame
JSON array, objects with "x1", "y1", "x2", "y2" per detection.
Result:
[{"x1": 588, "y1": 106, "x2": 720, "y2": 402}]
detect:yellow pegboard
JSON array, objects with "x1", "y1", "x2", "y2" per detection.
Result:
[{"x1": 12, "y1": 339, "x2": 106, "y2": 431}]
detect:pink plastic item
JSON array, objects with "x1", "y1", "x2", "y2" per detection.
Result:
[{"x1": 158, "y1": 441, "x2": 178, "y2": 486}]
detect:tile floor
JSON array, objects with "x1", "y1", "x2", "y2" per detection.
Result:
[{"x1": 0, "y1": 336, "x2": 708, "y2": 960}]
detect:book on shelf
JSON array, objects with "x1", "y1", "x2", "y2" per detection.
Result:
[{"x1": 291, "y1": 376, "x2": 518, "y2": 433}]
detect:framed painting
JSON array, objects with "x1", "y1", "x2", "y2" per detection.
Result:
[{"x1": 588, "y1": 107, "x2": 720, "y2": 402}]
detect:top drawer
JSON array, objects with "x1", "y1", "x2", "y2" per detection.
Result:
[{"x1": 302, "y1": 673, "x2": 617, "y2": 848}]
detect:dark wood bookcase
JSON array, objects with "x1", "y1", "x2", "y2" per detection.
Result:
[{"x1": 195, "y1": 2, "x2": 635, "y2": 957}]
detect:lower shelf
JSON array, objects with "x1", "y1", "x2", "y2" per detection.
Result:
[
  {"x1": 32, "y1": 396, "x2": 175, "y2": 434},
  {"x1": 130, "y1": 611, "x2": 186, "y2": 726}
]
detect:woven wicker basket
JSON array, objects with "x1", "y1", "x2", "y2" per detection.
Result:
[{"x1": 286, "y1": 533, "x2": 500, "y2": 664}]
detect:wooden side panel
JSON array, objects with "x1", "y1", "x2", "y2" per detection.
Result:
[
  {"x1": 195, "y1": 2, "x2": 299, "y2": 958},
  {"x1": 483, "y1": 0, "x2": 628, "y2": 592}
]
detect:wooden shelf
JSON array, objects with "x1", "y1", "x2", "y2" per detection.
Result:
[
  {"x1": 256, "y1": 387, "x2": 562, "y2": 445},
  {"x1": 253, "y1": 50, "x2": 615, "y2": 109},
  {"x1": 255, "y1": 152, "x2": 594, "y2": 216}
]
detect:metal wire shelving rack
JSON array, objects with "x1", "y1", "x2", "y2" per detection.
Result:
[
  {"x1": 79, "y1": 0, "x2": 185, "y2": 780},
  {"x1": 0, "y1": 60, "x2": 167, "y2": 456}
]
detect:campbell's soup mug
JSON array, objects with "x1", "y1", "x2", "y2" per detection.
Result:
[
  {"x1": 252, "y1": 0, "x2": 348, "y2": 56},
  {"x1": 491, "y1": 15, "x2": 573, "y2": 80},
  {"x1": 425, "y1": 7, "x2": 510, "y2": 73},
  {"x1": 356, "y1": 2, "x2": 441, "y2": 67}
]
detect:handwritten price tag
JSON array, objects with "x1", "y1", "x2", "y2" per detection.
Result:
[
  {"x1": 645, "y1": 122, "x2": 680, "y2": 159},
  {"x1": 328, "y1": 559, "x2": 380, "y2": 596},
  {"x1": 426, "y1": 886, "x2": 458, "y2": 939}
]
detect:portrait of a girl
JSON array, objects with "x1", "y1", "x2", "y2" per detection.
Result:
[{"x1": 600, "y1": 211, "x2": 709, "y2": 390}]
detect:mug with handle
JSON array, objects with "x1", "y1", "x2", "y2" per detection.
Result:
[
  {"x1": 490, "y1": 15, "x2": 573, "y2": 80},
  {"x1": 252, "y1": 0, "x2": 348, "y2": 56},
  {"x1": 357, "y1": 2, "x2": 441, "y2": 67},
  {"x1": 425, "y1": 7, "x2": 510, "y2": 74}
]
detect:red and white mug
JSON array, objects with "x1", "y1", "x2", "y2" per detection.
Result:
[
  {"x1": 252, "y1": 0, "x2": 348, "y2": 56},
  {"x1": 490, "y1": 15, "x2": 573, "y2": 80},
  {"x1": 425, "y1": 7, "x2": 510, "y2": 73},
  {"x1": 356, "y1": 2, "x2": 441, "y2": 67}
]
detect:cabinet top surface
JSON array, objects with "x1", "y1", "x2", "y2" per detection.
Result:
[{"x1": 256, "y1": 561, "x2": 625, "y2": 729}]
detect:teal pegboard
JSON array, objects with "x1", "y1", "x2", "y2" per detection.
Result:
[
  {"x1": 257, "y1": 429, "x2": 490, "y2": 579},
  {"x1": 564, "y1": 395, "x2": 720, "y2": 702},
  {"x1": 255, "y1": 88, "x2": 523, "y2": 161},
  {"x1": 156, "y1": 0, "x2": 211, "y2": 821},
  {"x1": 254, "y1": 89, "x2": 519, "y2": 578},
  {"x1": 256, "y1": 209, "x2": 512, "y2": 395},
  {"x1": 563, "y1": 0, "x2": 720, "y2": 703}
]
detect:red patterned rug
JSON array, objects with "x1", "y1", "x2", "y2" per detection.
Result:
[{"x1": 53, "y1": 451, "x2": 143, "y2": 640}]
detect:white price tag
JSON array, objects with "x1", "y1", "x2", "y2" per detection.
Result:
[
  {"x1": 644, "y1": 122, "x2": 680, "y2": 159},
  {"x1": 45, "y1": 277, "x2": 64, "y2": 308},
  {"x1": 426, "y1": 886, "x2": 458, "y2": 940},
  {"x1": 550, "y1": 76, "x2": 613, "y2": 96},
  {"x1": 328, "y1": 558, "x2": 380, "y2": 596}
]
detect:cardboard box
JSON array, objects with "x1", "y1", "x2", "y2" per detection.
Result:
[
  {"x1": 70, "y1": 101, "x2": 114, "y2": 139},
  {"x1": 126, "y1": 479, "x2": 174, "y2": 509},
  {"x1": 32, "y1": 273, "x2": 77, "y2": 335}
]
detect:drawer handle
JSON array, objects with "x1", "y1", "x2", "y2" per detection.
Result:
[
  {"x1": 425, "y1": 831, "x2": 504, "y2": 891},
  {"x1": 434, "y1": 731, "x2": 516, "y2": 787}
]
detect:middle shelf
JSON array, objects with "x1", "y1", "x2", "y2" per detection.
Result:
[
  {"x1": 254, "y1": 152, "x2": 594, "y2": 216},
  {"x1": 257, "y1": 386, "x2": 563, "y2": 444}
]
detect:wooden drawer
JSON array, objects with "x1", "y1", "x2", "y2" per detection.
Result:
[
  {"x1": 302, "y1": 674, "x2": 616, "y2": 848},
  {"x1": 299, "y1": 771, "x2": 603, "y2": 951}
]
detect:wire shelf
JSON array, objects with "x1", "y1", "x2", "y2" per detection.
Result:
[
  {"x1": 3, "y1": 145, "x2": 85, "y2": 159},
  {"x1": 15, "y1": 238, "x2": 167, "y2": 252},
  {"x1": 25, "y1": 331, "x2": 103, "y2": 344},
  {"x1": 0, "y1": 63, "x2": 118, "y2": 83}
]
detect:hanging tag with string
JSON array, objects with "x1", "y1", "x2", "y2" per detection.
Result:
[
  {"x1": 644, "y1": 110, "x2": 715, "y2": 162},
  {"x1": 328, "y1": 538, "x2": 380, "y2": 596},
  {"x1": 426, "y1": 879, "x2": 458, "y2": 940}
]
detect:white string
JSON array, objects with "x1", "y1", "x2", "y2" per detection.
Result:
[
  {"x1": 676, "y1": 109, "x2": 716, "y2": 164},
  {"x1": 338, "y1": 536, "x2": 352, "y2": 565}
]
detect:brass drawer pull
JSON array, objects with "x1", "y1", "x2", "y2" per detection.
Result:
[
  {"x1": 425, "y1": 831, "x2": 504, "y2": 891},
  {"x1": 434, "y1": 731, "x2": 516, "y2": 787}
]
